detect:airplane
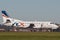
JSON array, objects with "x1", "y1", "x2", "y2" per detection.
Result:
[{"x1": 1, "y1": 10, "x2": 59, "y2": 29}]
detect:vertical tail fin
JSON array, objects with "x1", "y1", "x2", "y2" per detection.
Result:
[
  {"x1": 1, "y1": 10, "x2": 11, "y2": 23},
  {"x1": 2, "y1": 10, "x2": 9, "y2": 18}
]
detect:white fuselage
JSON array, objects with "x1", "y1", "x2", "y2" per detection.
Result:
[
  {"x1": 2, "y1": 10, "x2": 59, "y2": 29},
  {"x1": 3, "y1": 17, "x2": 58, "y2": 29}
]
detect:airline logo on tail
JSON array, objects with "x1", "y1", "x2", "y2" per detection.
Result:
[
  {"x1": 1, "y1": 10, "x2": 25, "y2": 27},
  {"x1": 2, "y1": 11, "x2": 9, "y2": 18}
]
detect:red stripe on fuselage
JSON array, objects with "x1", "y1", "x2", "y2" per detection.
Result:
[{"x1": 19, "y1": 22, "x2": 24, "y2": 27}]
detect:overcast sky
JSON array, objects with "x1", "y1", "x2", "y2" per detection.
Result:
[{"x1": 0, "y1": 0, "x2": 60, "y2": 23}]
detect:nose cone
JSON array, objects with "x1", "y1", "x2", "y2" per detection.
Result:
[{"x1": 51, "y1": 24, "x2": 59, "y2": 29}]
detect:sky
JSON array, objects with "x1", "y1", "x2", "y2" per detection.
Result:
[{"x1": 0, "y1": 0, "x2": 60, "y2": 23}]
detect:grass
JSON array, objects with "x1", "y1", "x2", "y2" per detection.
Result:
[{"x1": 0, "y1": 32, "x2": 60, "y2": 40}]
